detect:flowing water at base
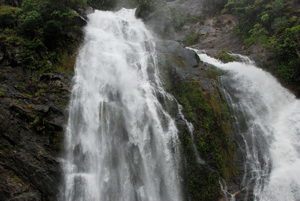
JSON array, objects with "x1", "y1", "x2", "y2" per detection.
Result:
[
  {"x1": 60, "y1": 9, "x2": 182, "y2": 201},
  {"x1": 198, "y1": 53, "x2": 300, "y2": 201}
]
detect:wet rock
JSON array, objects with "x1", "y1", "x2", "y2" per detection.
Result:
[
  {"x1": 78, "y1": 6, "x2": 94, "y2": 18},
  {"x1": 0, "y1": 64, "x2": 72, "y2": 200},
  {"x1": 167, "y1": 0, "x2": 202, "y2": 16},
  {"x1": 33, "y1": 105, "x2": 49, "y2": 113},
  {"x1": 156, "y1": 40, "x2": 200, "y2": 76},
  {"x1": 39, "y1": 73, "x2": 53, "y2": 82},
  {"x1": 0, "y1": 51, "x2": 4, "y2": 61},
  {"x1": 3, "y1": 85, "x2": 28, "y2": 99}
]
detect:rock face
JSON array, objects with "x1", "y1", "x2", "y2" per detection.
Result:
[
  {"x1": 166, "y1": 0, "x2": 202, "y2": 16},
  {"x1": 163, "y1": 0, "x2": 273, "y2": 69},
  {"x1": 188, "y1": 15, "x2": 272, "y2": 68},
  {"x1": 0, "y1": 37, "x2": 242, "y2": 200},
  {"x1": 155, "y1": 40, "x2": 242, "y2": 200},
  {"x1": 0, "y1": 64, "x2": 72, "y2": 200}
]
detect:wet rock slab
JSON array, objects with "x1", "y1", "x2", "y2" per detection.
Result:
[{"x1": 0, "y1": 66, "x2": 72, "y2": 201}]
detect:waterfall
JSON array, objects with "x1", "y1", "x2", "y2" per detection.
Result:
[
  {"x1": 60, "y1": 8, "x2": 182, "y2": 201},
  {"x1": 197, "y1": 53, "x2": 300, "y2": 201}
]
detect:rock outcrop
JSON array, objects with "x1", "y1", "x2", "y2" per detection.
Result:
[
  {"x1": 0, "y1": 63, "x2": 72, "y2": 200},
  {"x1": 155, "y1": 40, "x2": 242, "y2": 200},
  {"x1": 166, "y1": 0, "x2": 202, "y2": 17}
]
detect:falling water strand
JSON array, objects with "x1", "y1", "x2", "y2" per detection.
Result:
[
  {"x1": 197, "y1": 52, "x2": 300, "y2": 201},
  {"x1": 60, "y1": 9, "x2": 182, "y2": 201},
  {"x1": 177, "y1": 103, "x2": 205, "y2": 165}
]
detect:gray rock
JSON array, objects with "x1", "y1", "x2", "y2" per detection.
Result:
[
  {"x1": 199, "y1": 26, "x2": 216, "y2": 35},
  {"x1": 49, "y1": 116, "x2": 65, "y2": 131},
  {"x1": 167, "y1": 0, "x2": 202, "y2": 16},
  {"x1": 0, "y1": 51, "x2": 4, "y2": 61},
  {"x1": 0, "y1": 65, "x2": 72, "y2": 201},
  {"x1": 33, "y1": 105, "x2": 50, "y2": 113}
]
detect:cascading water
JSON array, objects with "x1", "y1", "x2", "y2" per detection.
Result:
[
  {"x1": 60, "y1": 9, "x2": 182, "y2": 201},
  {"x1": 197, "y1": 52, "x2": 300, "y2": 201}
]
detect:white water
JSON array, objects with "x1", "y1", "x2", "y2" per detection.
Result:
[
  {"x1": 197, "y1": 53, "x2": 300, "y2": 200},
  {"x1": 60, "y1": 9, "x2": 182, "y2": 201}
]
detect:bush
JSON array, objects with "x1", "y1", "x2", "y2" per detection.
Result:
[
  {"x1": 0, "y1": 5, "x2": 21, "y2": 29},
  {"x1": 217, "y1": 48, "x2": 235, "y2": 63},
  {"x1": 185, "y1": 30, "x2": 199, "y2": 46}
]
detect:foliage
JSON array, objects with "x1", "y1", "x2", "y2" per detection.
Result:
[
  {"x1": 209, "y1": 0, "x2": 300, "y2": 87},
  {"x1": 185, "y1": 29, "x2": 199, "y2": 46},
  {"x1": 0, "y1": 88, "x2": 5, "y2": 97},
  {"x1": 217, "y1": 48, "x2": 235, "y2": 63},
  {"x1": 18, "y1": 0, "x2": 82, "y2": 49},
  {"x1": 0, "y1": 5, "x2": 21, "y2": 29},
  {"x1": 87, "y1": 0, "x2": 125, "y2": 10},
  {"x1": 0, "y1": 0, "x2": 87, "y2": 72},
  {"x1": 187, "y1": 14, "x2": 206, "y2": 25}
]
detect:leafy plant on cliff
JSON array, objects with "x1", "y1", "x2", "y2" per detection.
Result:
[
  {"x1": 0, "y1": 89, "x2": 5, "y2": 97},
  {"x1": 0, "y1": 5, "x2": 21, "y2": 29},
  {"x1": 185, "y1": 29, "x2": 199, "y2": 46},
  {"x1": 217, "y1": 48, "x2": 235, "y2": 63},
  {"x1": 217, "y1": 0, "x2": 300, "y2": 87},
  {"x1": 0, "y1": 0, "x2": 87, "y2": 72}
]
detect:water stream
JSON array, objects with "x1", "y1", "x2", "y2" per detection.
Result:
[
  {"x1": 60, "y1": 9, "x2": 182, "y2": 201},
  {"x1": 59, "y1": 7, "x2": 300, "y2": 201},
  {"x1": 197, "y1": 53, "x2": 300, "y2": 201}
]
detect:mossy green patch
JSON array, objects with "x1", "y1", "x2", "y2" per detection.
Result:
[
  {"x1": 205, "y1": 65, "x2": 221, "y2": 79},
  {"x1": 216, "y1": 48, "x2": 235, "y2": 63},
  {"x1": 166, "y1": 54, "x2": 187, "y2": 69},
  {"x1": 172, "y1": 77, "x2": 237, "y2": 200},
  {"x1": 185, "y1": 29, "x2": 199, "y2": 46},
  {"x1": 0, "y1": 88, "x2": 5, "y2": 97},
  {"x1": 0, "y1": 5, "x2": 21, "y2": 29}
]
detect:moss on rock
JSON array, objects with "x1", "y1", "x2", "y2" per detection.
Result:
[{"x1": 171, "y1": 71, "x2": 237, "y2": 200}]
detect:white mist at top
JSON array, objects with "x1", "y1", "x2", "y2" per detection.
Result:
[{"x1": 60, "y1": 8, "x2": 182, "y2": 201}]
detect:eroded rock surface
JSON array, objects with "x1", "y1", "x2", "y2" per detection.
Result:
[
  {"x1": 0, "y1": 65, "x2": 72, "y2": 201},
  {"x1": 167, "y1": 0, "x2": 202, "y2": 16},
  {"x1": 156, "y1": 40, "x2": 244, "y2": 200}
]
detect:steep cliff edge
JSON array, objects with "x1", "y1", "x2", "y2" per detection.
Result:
[
  {"x1": 155, "y1": 40, "x2": 242, "y2": 200},
  {"x1": 0, "y1": 67, "x2": 72, "y2": 200},
  {"x1": 165, "y1": 1, "x2": 272, "y2": 70},
  {"x1": 163, "y1": 0, "x2": 299, "y2": 97},
  {"x1": 0, "y1": 3, "x2": 91, "y2": 200},
  {"x1": 0, "y1": 1, "x2": 246, "y2": 200}
]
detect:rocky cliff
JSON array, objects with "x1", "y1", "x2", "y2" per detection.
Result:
[
  {"x1": 0, "y1": 4, "x2": 91, "y2": 201},
  {"x1": 155, "y1": 40, "x2": 243, "y2": 200},
  {"x1": 0, "y1": 63, "x2": 72, "y2": 200},
  {"x1": 0, "y1": 2, "x2": 251, "y2": 200}
]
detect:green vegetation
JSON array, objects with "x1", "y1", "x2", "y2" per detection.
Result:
[
  {"x1": 217, "y1": 48, "x2": 235, "y2": 63},
  {"x1": 205, "y1": 65, "x2": 221, "y2": 79},
  {"x1": 4, "y1": 169, "x2": 23, "y2": 183},
  {"x1": 0, "y1": 0, "x2": 87, "y2": 73},
  {"x1": 29, "y1": 113, "x2": 63, "y2": 151},
  {"x1": 0, "y1": 88, "x2": 5, "y2": 97},
  {"x1": 165, "y1": 54, "x2": 187, "y2": 69},
  {"x1": 172, "y1": 78, "x2": 237, "y2": 200},
  {"x1": 205, "y1": 0, "x2": 300, "y2": 88},
  {"x1": 185, "y1": 29, "x2": 199, "y2": 46}
]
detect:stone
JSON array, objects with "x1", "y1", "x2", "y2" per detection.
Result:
[
  {"x1": 167, "y1": 0, "x2": 202, "y2": 16},
  {"x1": 0, "y1": 51, "x2": 4, "y2": 61},
  {"x1": 33, "y1": 105, "x2": 50, "y2": 113}
]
